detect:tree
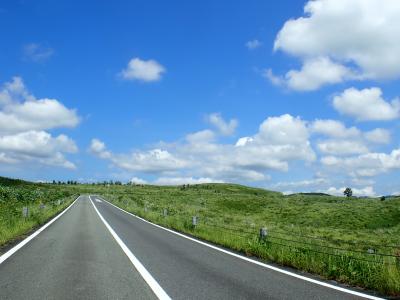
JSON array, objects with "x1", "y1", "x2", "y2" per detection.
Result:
[{"x1": 343, "y1": 187, "x2": 353, "y2": 198}]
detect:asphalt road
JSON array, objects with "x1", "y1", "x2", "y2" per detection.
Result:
[{"x1": 0, "y1": 195, "x2": 383, "y2": 300}]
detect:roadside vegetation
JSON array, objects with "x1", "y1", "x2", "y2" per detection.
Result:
[
  {"x1": 1, "y1": 176, "x2": 399, "y2": 295},
  {"x1": 95, "y1": 183, "x2": 400, "y2": 295},
  {"x1": 0, "y1": 177, "x2": 78, "y2": 249}
]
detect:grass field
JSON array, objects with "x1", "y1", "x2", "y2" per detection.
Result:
[
  {"x1": 0, "y1": 177, "x2": 78, "y2": 249},
  {"x1": 1, "y1": 177, "x2": 399, "y2": 295},
  {"x1": 94, "y1": 183, "x2": 400, "y2": 295}
]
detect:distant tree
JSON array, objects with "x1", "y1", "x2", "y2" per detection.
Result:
[
  {"x1": 380, "y1": 196, "x2": 386, "y2": 201},
  {"x1": 343, "y1": 187, "x2": 353, "y2": 198},
  {"x1": 52, "y1": 180, "x2": 56, "y2": 184}
]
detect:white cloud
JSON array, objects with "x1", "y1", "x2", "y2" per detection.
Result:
[
  {"x1": 23, "y1": 43, "x2": 54, "y2": 62},
  {"x1": 121, "y1": 57, "x2": 165, "y2": 82},
  {"x1": 0, "y1": 99, "x2": 80, "y2": 134},
  {"x1": 310, "y1": 119, "x2": 360, "y2": 138},
  {"x1": 317, "y1": 139, "x2": 368, "y2": 155},
  {"x1": 130, "y1": 177, "x2": 147, "y2": 184},
  {"x1": 0, "y1": 77, "x2": 79, "y2": 169},
  {"x1": 0, "y1": 77, "x2": 79, "y2": 134},
  {"x1": 186, "y1": 130, "x2": 215, "y2": 144},
  {"x1": 90, "y1": 114, "x2": 315, "y2": 183},
  {"x1": 206, "y1": 113, "x2": 238, "y2": 136},
  {"x1": 284, "y1": 57, "x2": 357, "y2": 91},
  {"x1": 326, "y1": 186, "x2": 376, "y2": 197},
  {"x1": 321, "y1": 148, "x2": 400, "y2": 177},
  {"x1": 263, "y1": 69, "x2": 284, "y2": 87},
  {"x1": 154, "y1": 177, "x2": 222, "y2": 185},
  {"x1": 364, "y1": 128, "x2": 391, "y2": 144},
  {"x1": 89, "y1": 138, "x2": 111, "y2": 159},
  {"x1": 310, "y1": 119, "x2": 392, "y2": 156},
  {"x1": 0, "y1": 131, "x2": 77, "y2": 169},
  {"x1": 274, "y1": 178, "x2": 327, "y2": 189},
  {"x1": 90, "y1": 139, "x2": 188, "y2": 174},
  {"x1": 270, "y1": 0, "x2": 400, "y2": 90},
  {"x1": 257, "y1": 114, "x2": 310, "y2": 145},
  {"x1": 235, "y1": 137, "x2": 254, "y2": 147},
  {"x1": 245, "y1": 39, "x2": 262, "y2": 50},
  {"x1": 333, "y1": 87, "x2": 400, "y2": 121}
]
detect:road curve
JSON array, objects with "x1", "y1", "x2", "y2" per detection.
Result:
[{"x1": 0, "y1": 195, "x2": 383, "y2": 300}]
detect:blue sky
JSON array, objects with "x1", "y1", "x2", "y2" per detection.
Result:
[{"x1": 0, "y1": 0, "x2": 399, "y2": 196}]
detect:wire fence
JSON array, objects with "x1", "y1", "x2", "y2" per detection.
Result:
[
  {"x1": 103, "y1": 195, "x2": 400, "y2": 266},
  {"x1": 200, "y1": 220, "x2": 399, "y2": 265}
]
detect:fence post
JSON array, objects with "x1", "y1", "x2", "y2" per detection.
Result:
[
  {"x1": 40, "y1": 203, "x2": 45, "y2": 210},
  {"x1": 22, "y1": 206, "x2": 29, "y2": 218},
  {"x1": 259, "y1": 227, "x2": 267, "y2": 241},
  {"x1": 192, "y1": 216, "x2": 198, "y2": 227},
  {"x1": 163, "y1": 209, "x2": 168, "y2": 217}
]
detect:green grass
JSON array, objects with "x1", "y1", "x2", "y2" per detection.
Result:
[
  {"x1": 0, "y1": 178, "x2": 78, "y2": 249},
  {"x1": 94, "y1": 183, "x2": 400, "y2": 295},
  {"x1": 1, "y1": 178, "x2": 399, "y2": 295}
]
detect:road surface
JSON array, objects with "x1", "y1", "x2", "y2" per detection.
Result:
[{"x1": 0, "y1": 195, "x2": 382, "y2": 300}]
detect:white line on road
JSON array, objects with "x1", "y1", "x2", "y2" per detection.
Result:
[
  {"x1": 89, "y1": 196, "x2": 171, "y2": 300},
  {"x1": 98, "y1": 196, "x2": 384, "y2": 300},
  {"x1": 95, "y1": 198, "x2": 102, "y2": 203},
  {"x1": 0, "y1": 196, "x2": 81, "y2": 265}
]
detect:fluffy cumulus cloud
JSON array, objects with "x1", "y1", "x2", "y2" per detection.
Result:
[
  {"x1": 269, "y1": 0, "x2": 400, "y2": 90},
  {"x1": 266, "y1": 57, "x2": 357, "y2": 91},
  {"x1": 0, "y1": 77, "x2": 79, "y2": 169},
  {"x1": 364, "y1": 128, "x2": 391, "y2": 144},
  {"x1": 333, "y1": 87, "x2": 400, "y2": 121},
  {"x1": 321, "y1": 148, "x2": 400, "y2": 177},
  {"x1": 121, "y1": 57, "x2": 165, "y2": 82},
  {"x1": 90, "y1": 114, "x2": 316, "y2": 183},
  {"x1": 89, "y1": 138, "x2": 188, "y2": 173},
  {"x1": 317, "y1": 140, "x2": 368, "y2": 156},
  {"x1": 310, "y1": 119, "x2": 360, "y2": 138},
  {"x1": 309, "y1": 119, "x2": 394, "y2": 157},
  {"x1": 89, "y1": 112, "x2": 400, "y2": 193}
]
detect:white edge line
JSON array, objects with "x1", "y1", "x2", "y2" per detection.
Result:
[
  {"x1": 0, "y1": 195, "x2": 81, "y2": 265},
  {"x1": 96, "y1": 195, "x2": 385, "y2": 300},
  {"x1": 89, "y1": 196, "x2": 171, "y2": 300}
]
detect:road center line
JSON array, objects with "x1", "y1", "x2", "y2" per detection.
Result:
[
  {"x1": 96, "y1": 195, "x2": 384, "y2": 300},
  {"x1": 0, "y1": 195, "x2": 81, "y2": 265},
  {"x1": 89, "y1": 196, "x2": 171, "y2": 300}
]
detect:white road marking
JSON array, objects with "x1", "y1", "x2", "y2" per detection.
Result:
[
  {"x1": 89, "y1": 196, "x2": 171, "y2": 300},
  {"x1": 98, "y1": 196, "x2": 384, "y2": 300},
  {"x1": 95, "y1": 198, "x2": 102, "y2": 203},
  {"x1": 0, "y1": 196, "x2": 81, "y2": 265}
]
